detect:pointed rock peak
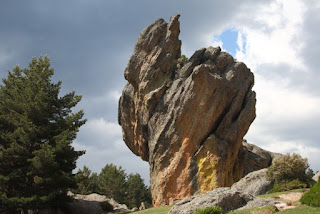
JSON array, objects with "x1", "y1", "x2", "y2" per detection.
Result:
[{"x1": 119, "y1": 15, "x2": 272, "y2": 206}]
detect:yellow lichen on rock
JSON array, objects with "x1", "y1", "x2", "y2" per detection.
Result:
[{"x1": 197, "y1": 151, "x2": 218, "y2": 193}]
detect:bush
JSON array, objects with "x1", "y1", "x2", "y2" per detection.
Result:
[
  {"x1": 300, "y1": 180, "x2": 320, "y2": 207},
  {"x1": 100, "y1": 201, "x2": 113, "y2": 212},
  {"x1": 194, "y1": 206, "x2": 222, "y2": 214},
  {"x1": 268, "y1": 179, "x2": 307, "y2": 193},
  {"x1": 267, "y1": 153, "x2": 309, "y2": 182}
]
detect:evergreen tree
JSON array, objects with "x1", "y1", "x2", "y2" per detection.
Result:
[
  {"x1": 125, "y1": 173, "x2": 151, "y2": 208},
  {"x1": 74, "y1": 166, "x2": 99, "y2": 194},
  {"x1": 0, "y1": 56, "x2": 86, "y2": 212},
  {"x1": 98, "y1": 163, "x2": 126, "y2": 203}
]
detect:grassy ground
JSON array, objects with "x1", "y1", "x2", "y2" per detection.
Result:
[
  {"x1": 228, "y1": 188, "x2": 320, "y2": 214},
  {"x1": 278, "y1": 205, "x2": 320, "y2": 213},
  {"x1": 131, "y1": 206, "x2": 172, "y2": 214},
  {"x1": 228, "y1": 205, "x2": 320, "y2": 214},
  {"x1": 112, "y1": 189, "x2": 320, "y2": 214},
  {"x1": 257, "y1": 188, "x2": 308, "y2": 199},
  {"x1": 110, "y1": 206, "x2": 173, "y2": 214},
  {"x1": 227, "y1": 206, "x2": 278, "y2": 214},
  {"x1": 115, "y1": 204, "x2": 320, "y2": 214}
]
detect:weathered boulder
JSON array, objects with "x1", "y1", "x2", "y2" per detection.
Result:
[
  {"x1": 312, "y1": 171, "x2": 320, "y2": 182},
  {"x1": 240, "y1": 140, "x2": 272, "y2": 175},
  {"x1": 231, "y1": 168, "x2": 273, "y2": 196},
  {"x1": 65, "y1": 192, "x2": 129, "y2": 214},
  {"x1": 139, "y1": 202, "x2": 146, "y2": 210},
  {"x1": 168, "y1": 187, "x2": 278, "y2": 214},
  {"x1": 119, "y1": 14, "x2": 272, "y2": 206}
]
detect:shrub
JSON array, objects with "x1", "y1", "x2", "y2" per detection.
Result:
[
  {"x1": 267, "y1": 153, "x2": 309, "y2": 182},
  {"x1": 300, "y1": 180, "x2": 320, "y2": 207},
  {"x1": 268, "y1": 179, "x2": 307, "y2": 193},
  {"x1": 99, "y1": 201, "x2": 113, "y2": 212},
  {"x1": 194, "y1": 206, "x2": 222, "y2": 214}
]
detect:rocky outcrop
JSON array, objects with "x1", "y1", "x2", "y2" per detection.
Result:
[
  {"x1": 231, "y1": 168, "x2": 273, "y2": 196},
  {"x1": 66, "y1": 192, "x2": 129, "y2": 214},
  {"x1": 119, "y1": 14, "x2": 273, "y2": 206},
  {"x1": 240, "y1": 141, "x2": 282, "y2": 176},
  {"x1": 168, "y1": 187, "x2": 279, "y2": 214},
  {"x1": 312, "y1": 171, "x2": 320, "y2": 182}
]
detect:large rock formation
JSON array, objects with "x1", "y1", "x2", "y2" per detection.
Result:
[{"x1": 119, "y1": 14, "x2": 270, "y2": 206}]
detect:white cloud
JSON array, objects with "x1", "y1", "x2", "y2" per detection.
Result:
[
  {"x1": 262, "y1": 141, "x2": 320, "y2": 172},
  {"x1": 235, "y1": 0, "x2": 306, "y2": 72},
  {"x1": 212, "y1": 0, "x2": 320, "y2": 171},
  {"x1": 73, "y1": 117, "x2": 150, "y2": 184},
  {"x1": 81, "y1": 118, "x2": 122, "y2": 141},
  {"x1": 211, "y1": 39, "x2": 223, "y2": 51},
  {"x1": 108, "y1": 90, "x2": 122, "y2": 102},
  {"x1": 255, "y1": 73, "x2": 320, "y2": 121}
]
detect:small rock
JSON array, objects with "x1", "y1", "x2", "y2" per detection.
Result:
[
  {"x1": 312, "y1": 171, "x2": 320, "y2": 182},
  {"x1": 139, "y1": 202, "x2": 146, "y2": 210},
  {"x1": 131, "y1": 207, "x2": 139, "y2": 212}
]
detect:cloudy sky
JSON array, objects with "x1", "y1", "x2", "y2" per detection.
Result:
[{"x1": 1, "y1": 0, "x2": 319, "y2": 185}]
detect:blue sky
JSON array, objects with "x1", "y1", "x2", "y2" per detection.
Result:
[
  {"x1": 1, "y1": 0, "x2": 319, "y2": 185},
  {"x1": 215, "y1": 29, "x2": 239, "y2": 57}
]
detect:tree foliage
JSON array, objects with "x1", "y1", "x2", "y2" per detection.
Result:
[
  {"x1": 194, "y1": 206, "x2": 223, "y2": 214},
  {"x1": 0, "y1": 56, "x2": 85, "y2": 212},
  {"x1": 125, "y1": 173, "x2": 151, "y2": 209},
  {"x1": 74, "y1": 164, "x2": 152, "y2": 209},
  {"x1": 266, "y1": 153, "x2": 315, "y2": 193},
  {"x1": 74, "y1": 166, "x2": 99, "y2": 195},
  {"x1": 98, "y1": 163, "x2": 127, "y2": 204},
  {"x1": 267, "y1": 153, "x2": 309, "y2": 182},
  {"x1": 300, "y1": 179, "x2": 320, "y2": 207}
]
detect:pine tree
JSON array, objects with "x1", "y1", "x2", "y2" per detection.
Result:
[
  {"x1": 98, "y1": 163, "x2": 127, "y2": 204},
  {"x1": 74, "y1": 166, "x2": 99, "y2": 194},
  {"x1": 0, "y1": 56, "x2": 86, "y2": 212},
  {"x1": 125, "y1": 173, "x2": 151, "y2": 209}
]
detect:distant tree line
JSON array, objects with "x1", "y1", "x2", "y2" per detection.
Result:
[{"x1": 73, "y1": 164, "x2": 152, "y2": 209}]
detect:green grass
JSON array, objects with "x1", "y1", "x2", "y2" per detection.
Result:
[
  {"x1": 227, "y1": 206, "x2": 277, "y2": 214},
  {"x1": 228, "y1": 189, "x2": 320, "y2": 214},
  {"x1": 257, "y1": 188, "x2": 308, "y2": 199},
  {"x1": 112, "y1": 189, "x2": 319, "y2": 214},
  {"x1": 228, "y1": 205, "x2": 320, "y2": 214},
  {"x1": 131, "y1": 206, "x2": 172, "y2": 214},
  {"x1": 279, "y1": 205, "x2": 320, "y2": 213},
  {"x1": 114, "y1": 203, "x2": 320, "y2": 214}
]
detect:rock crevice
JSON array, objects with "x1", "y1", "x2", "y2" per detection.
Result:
[{"x1": 119, "y1": 14, "x2": 272, "y2": 206}]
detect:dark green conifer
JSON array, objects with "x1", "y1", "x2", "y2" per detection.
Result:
[
  {"x1": 74, "y1": 165, "x2": 99, "y2": 194},
  {"x1": 125, "y1": 173, "x2": 151, "y2": 209},
  {"x1": 98, "y1": 163, "x2": 127, "y2": 204},
  {"x1": 0, "y1": 56, "x2": 86, "y2": 212}
]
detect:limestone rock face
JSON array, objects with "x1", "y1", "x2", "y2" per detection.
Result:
[{"x1": 119, "y1": 15, "x2": 266, "y2": 206}]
